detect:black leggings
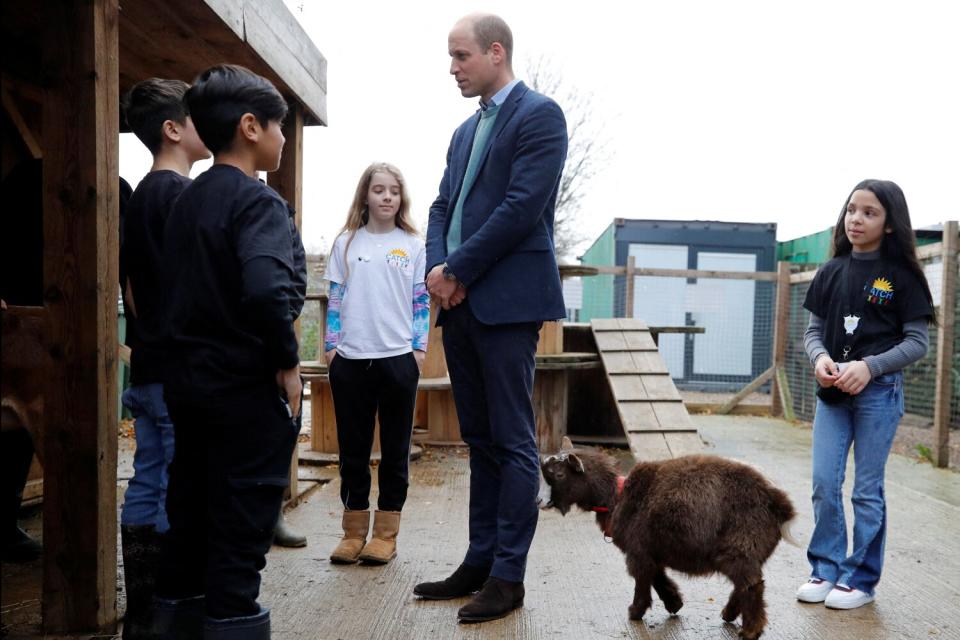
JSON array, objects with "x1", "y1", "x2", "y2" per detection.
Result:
[{"x1": 328, "y1": 352, "x2": 419, "y2": 512}]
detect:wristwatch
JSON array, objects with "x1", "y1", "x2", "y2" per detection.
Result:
[{"x1": 441, "y1": 262, "x2": 458, "y2": 282}]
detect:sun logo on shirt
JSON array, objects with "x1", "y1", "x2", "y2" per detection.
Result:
[
  {"x1": 385, "y1": 248, "x2": 411, "y2": 270},
  {"x1": 865, "y1": 276, "x2": 894, "y2": 306}
]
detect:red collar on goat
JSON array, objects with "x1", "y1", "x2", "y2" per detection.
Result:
[
  {"x1": 590, "y1": 475, "x2": 626, "y2": 514},
  {"x1": 591, "y1": 475, "x2": 626, "y2": 538}
]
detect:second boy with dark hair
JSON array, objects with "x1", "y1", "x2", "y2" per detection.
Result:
[
  {"x1": 120, "y1": 77, "x2": 209, "y2": 639},
  {"x1": 154, "y1": 64, "x2": 306, "y2": 640}
]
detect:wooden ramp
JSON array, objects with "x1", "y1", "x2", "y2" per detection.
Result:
[{"x1": 591, "y1": 318, "x2": 702, "y2": 460}]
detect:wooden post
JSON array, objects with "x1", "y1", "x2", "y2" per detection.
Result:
[
  {"x1": 933, "y1": 221, "x2": 958, "y2": 468},
  {"x1": 268, "y1": 102, "x2": 304, "y2": 503},
  {"x1": 533, "y1": 370, "x2": 568, "y2": 452},
  {"x1": 268, "y1": 102, "x2": 303, "y2": 229},
  {"x1": 716, "y1": 365, "x2": 776, "y2": 416},
  {"x1": 41, "y1": 0, "x2": 120, "y2": 631},
  {"x1": 421, "y1": 301, "x2": 447, "y2": 378},
  {"x1": 422, "y1": 302, "x2": 462, "y2": 444},
  {"x1": 771, "y1": 261, "x2": 792, "y2": 417},
  {"x1": 624, "y1": 255, "x2": 636, "y2": 318}
]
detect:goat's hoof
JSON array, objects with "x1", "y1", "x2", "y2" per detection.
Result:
[
  {"x1": 738, "y1": 628, "x2": 762, "y2": 640},
  {"x1": 663, "y1": 597, "x2": 683, "y2": 614},
  {"x1": 628, "y1": 604, "x2": 648, "y2": 620},
  {"x1": 721, "y1": 605, "x2": 740, "y2": 622}
]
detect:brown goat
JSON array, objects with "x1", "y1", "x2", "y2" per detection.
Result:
[{"x1": 539, "y1": 436, "x2": 796, "y2": 640}]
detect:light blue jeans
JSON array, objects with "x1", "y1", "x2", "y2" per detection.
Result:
[
  {"x1": 121, "y1": 383, "x2": 176, "y2": 532},
  {"x1": 807, "y1": 371, "x2": 903, "y2": 594}
]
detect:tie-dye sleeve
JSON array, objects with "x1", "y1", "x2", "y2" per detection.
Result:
[
  {"x1": 324, "y1": 281, "x2": 344, "y2": 353},
  {"x1": 412, "y1": 282, "x2": 430, "y2": 351}
]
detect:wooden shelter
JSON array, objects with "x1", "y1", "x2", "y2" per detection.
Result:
[{"x1": 0, "y1": 0, "x2": 326, "y2": 633}]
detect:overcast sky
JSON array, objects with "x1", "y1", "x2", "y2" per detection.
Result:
[{"x1": 119, "y1": 0, "x2": 960, "y2": 259}]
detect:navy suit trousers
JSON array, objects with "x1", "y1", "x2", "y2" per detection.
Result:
[{"x1": 442, "y1": 303, "x2": 541, "y2": 583}]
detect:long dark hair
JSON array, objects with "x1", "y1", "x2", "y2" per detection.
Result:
[{"x1": 831, "y1": 178, "x2": 935, "y2": 316}]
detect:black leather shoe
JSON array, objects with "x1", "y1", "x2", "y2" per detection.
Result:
[
  {"x1": 457, "y1": 577, "x2": 525, "y2": 623},
  {"x1": 413, "y1": 562, "x2": 489, "y2": 600}
]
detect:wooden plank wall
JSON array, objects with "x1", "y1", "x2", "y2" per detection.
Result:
[
  {"x1": 591, "y1": 319, "x2": 702, "y2": 461},
  {"x1": 41, "y1": 0, "x2": 120, "y2": 631}
]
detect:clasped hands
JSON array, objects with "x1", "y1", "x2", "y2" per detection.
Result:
[
  {"x1": 815, "y1": 355, "x2": 872, "y2": 395},
  {"x1": 426, "y1": 264, "x2": 467, "y2": 310}
]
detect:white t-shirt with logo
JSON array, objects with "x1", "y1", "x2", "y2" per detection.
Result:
[{"x1": 325, "y1": 226, "x2": 426, "y2": 359}]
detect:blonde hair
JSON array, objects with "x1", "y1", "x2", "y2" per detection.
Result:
[{"x1": 333, "y1": 162, "x2": 417, "y2": 281}]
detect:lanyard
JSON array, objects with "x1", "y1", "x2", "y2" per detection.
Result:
[{"x1": 837, "y1": 255, "x2": 876, "y2": 362}]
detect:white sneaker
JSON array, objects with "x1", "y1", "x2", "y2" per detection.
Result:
[
  {"x1": 824, "y1": 584, "x2": 874, "y2": 609},
  {"x1": 796, "y1": 578, "x2": 834, "y2": 603}
]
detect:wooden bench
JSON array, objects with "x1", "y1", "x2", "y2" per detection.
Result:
[
  {"x1": 533, "y1": 352, "x2": 601, "y2": 451},
  {"x1": 300, "y1": 349, "x2": 602, "y2": 457},
  {"x1": 300, "y1": 362, "x2": 443, "y2": 462}
]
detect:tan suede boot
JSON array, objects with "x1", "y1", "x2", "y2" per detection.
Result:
[
  {"x1": 329, "y1": 510, "x2": 370, "y2": 564},
  {"x1": 358, "y1": 510, "x2": 401, "y2": 564}
]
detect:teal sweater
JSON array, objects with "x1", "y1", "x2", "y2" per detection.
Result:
[{"x1": 446, "y1": 103, "x2": 501, "y2": 254}]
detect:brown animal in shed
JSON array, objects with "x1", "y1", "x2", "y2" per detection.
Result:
[
  {"x1": 538, "y1": 437, "x2": 797, "y2": 640},
  {"x1": 1, "y1": 307, "x2": 48, "y2": 457}
]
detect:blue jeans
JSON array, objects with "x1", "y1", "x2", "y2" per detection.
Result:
[
  {"x1": 807, "y1": 371, "x2": 904, "y2": 594},
  {"x1": 121, "y1": 383, "x2": 176, "y2": 532}
]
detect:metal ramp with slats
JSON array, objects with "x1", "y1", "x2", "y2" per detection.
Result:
[{"x1": 591, "y1": 318, "x2": 702, "y2": 460}]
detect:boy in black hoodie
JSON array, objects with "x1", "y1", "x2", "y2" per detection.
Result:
[{"x1": 155, "y1": 64, "x2": 306, "y2": 639}]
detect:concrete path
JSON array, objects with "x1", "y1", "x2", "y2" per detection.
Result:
[{"x1": 262, "y1": 415, "x2": 960, "y2": 640}]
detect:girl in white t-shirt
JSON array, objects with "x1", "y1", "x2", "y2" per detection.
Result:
[{"x1": 324, "y1": 162, "x2": 428, "y2": 565}]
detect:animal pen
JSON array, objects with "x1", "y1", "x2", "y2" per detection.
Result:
[
  {"x1": 290, "y1": 218, "x2": 958, "y2": 473},
  {"x1": 0, "y1": 0, "x2": 327, "y2": 633},
  {"x1": 574, "y1": 220, "x2": 959, "y2": 467}
]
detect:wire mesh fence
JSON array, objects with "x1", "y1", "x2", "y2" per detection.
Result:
[
  {"x1": 784, "y1": 276, "x2": 817, "y2": 422},
  {"x1": 576, "y1": 231, "x2": 958, "y2": 433},
  {"x1": 300, "y1": 231, "x2": 958, "y2": 441},
  {"x1": 581, "y1": 267, "x2": 778, "y2": 398},
  {"x1": 298, "y1": 255, "x2": 328, "y2": 362},
  {"x1": 903, "y1": 249, "x2": 960, "y2": 428}
]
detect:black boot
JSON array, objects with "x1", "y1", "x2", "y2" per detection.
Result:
[
  {"x1": 204, "y1": 607, "x2": 270, "y2": 640},
  {"x1": 272, "y1": 512, "x2": 306, "y2": 548},
  {"x1": 152, "y1": 595, "x2": 205, "y2": 640},
  {"x1": 1, "y1": 428, "x2": 40, "y2": 563},
  {"x1": 121, "y1": 525, "x2": 163, "y2": 639},
  {"x1": 2, "y1": 526, "x2": 41, "y2": 563},
  {"x1": 413, "y1": 562, "x2": 490, "y2": 600},
  {"x1": 457, "y1": 577, "x2": 525, "y2": 623}
]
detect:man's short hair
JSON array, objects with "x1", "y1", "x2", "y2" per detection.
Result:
[
  {"x1": 123, "y1": 78, "x2": 190, "y2": 155},
  {"x1": 472, "y1": 14, "x2": 513, "y2": 66},
  {"x1": 185, "y1": 64, "x2": 288, "y2": 155}
]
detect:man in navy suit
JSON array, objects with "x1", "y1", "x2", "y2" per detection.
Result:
[{"x1": 413, "y1": 13, "x2": 568, "y2": 623}]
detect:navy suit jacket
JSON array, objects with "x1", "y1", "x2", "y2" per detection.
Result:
[{"x1": 426, "y1": 81, "x2": 568, "y2": 325}]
